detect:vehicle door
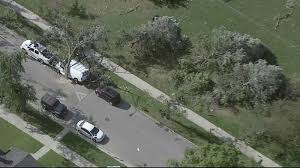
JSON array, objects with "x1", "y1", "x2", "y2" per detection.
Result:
[
  {"x1": 57, "y1": 62, "x2": 66, "y2": 75},
  {"x1": 27, "y1": 48, "x2": 36, "y2": 58},
  {"x1": 81, "y1": 128, "x2": 92, "y2": 139},
  {"x1": 33, "y1": 50, "x2": 40, "y2": 60}
]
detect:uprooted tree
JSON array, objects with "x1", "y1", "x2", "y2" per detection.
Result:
[
  {"x1": 43, "y1": 15, "x2": 108, "y2": 78},
  {"x1": 0, "y1": 52, "x2": 36, "y2": 112},
  {"x1": 172, "y1": 27, "x2": 290, "y2": 107},
  {"x1": 125, "y1": 16, "x2": 191, "y2": 69}
]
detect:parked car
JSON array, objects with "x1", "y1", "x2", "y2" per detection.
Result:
[
  {"x1": 76, "y1": 120, "x2": 105, "y2": 143},
  {"x1": 20, "y1": 40, "x2": 55, "y2": 65},
  {"x1": 41, "y1": 93, "x2": 67, "y2": 118},
  {"x1": 95, "y1": 85, "x2": 121, "y2": 105},
  {"x1": 54, "y1": 59, "x2": 90, "y2": 84}
]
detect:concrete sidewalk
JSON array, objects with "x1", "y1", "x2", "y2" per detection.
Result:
[
  {"x1": 0, "y1": 107, "x2": 96, "y2": 167},
  {"x1": 0, "y1": 0, "x2": 281, "y2": 167}
]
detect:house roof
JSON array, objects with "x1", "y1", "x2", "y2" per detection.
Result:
[{"x1": 0, "y1": 147, "x2": 39, "y2": 167}]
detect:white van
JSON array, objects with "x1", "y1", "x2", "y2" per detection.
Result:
[{"x1": 55, "y1": 59, "x2": 90, "y2": 83}]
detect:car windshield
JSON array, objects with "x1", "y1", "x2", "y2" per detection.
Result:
[{"x1": 90, "y1": 127, "x2": 99, "y2": 136}]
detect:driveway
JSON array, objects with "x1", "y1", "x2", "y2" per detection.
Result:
[{"x1": 0, "y1": 25, "x2": 193, "y2": 167}]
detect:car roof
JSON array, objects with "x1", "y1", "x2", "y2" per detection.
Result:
[
  {"x1": 31, "y1": 42, "x2": 46, "y2": 52},
  {"x1": 41, "y1": 93, "x2": 59, "y2": 106},
  {"x1": 82, "y1": 121, "x2": 95, "y2": 132},
  {"x1": 70, "y1": 60, "x2": 89, "y2": 72},
  {"x1": 99, "y1": 87, "x2": 120, "y2": 98}
]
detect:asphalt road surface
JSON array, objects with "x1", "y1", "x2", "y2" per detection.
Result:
[{"x1": 0, "y1": 24, "x2": 193, "y2": 167}]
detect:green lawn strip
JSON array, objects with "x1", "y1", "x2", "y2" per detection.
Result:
[
  {"x1": 15, "y1": 105, "x2": 64, "y2": 138},
  {"x1": 0, "y1": 117, "x2": 43, "y2": 153},
  {"x1": 60, "y1": 132, "x2": 123, "y2": 167},
  {"x1": 38, "y1": 149, "x2": 77, "y2": 167},
  {"x1": 0, "y1": 4, "x2": 43, "y2": 40}
]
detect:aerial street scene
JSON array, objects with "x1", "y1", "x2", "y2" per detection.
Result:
[{"x1": 0, "y1": 0, "x2": 299, "y2": 167}]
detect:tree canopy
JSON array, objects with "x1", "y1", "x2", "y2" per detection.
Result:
[
  {"x1": 172, "y1": 27, "x2": 288, "y2": 107},
  {"x1": 168, "y1": 143, "x2": 241, "y2": 167},
  {"x1": 127, "y1": 16, "x2": 190, "y2": 69},
  {"x1": 0, "y1": 52, "x2": 36, "y2": 112}
]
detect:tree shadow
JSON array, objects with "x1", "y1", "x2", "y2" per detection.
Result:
[
  {"x1": 171, "y1": 118, "x2": 222, "y2": 144},
  {"x1": 148, "y1": 0, "x2": 191, "y2": 9},
  {"x1": 115, "y1": 100, "x2": 131, "y2": 110}
]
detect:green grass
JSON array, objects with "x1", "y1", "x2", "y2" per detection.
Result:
[
  {"x1": 38, "y1": 150, "x2": 77, "y2": 167},
  {"x1": 17, "y1": 105, "x2": 64, "y2": 138},
  {"x1": 61, "y1": 132, "x2": 123, "y2": 167},
  {"x1": 0, "y1": 117, "x2": 42, "y2": 153},
  {"x1": 0, "y1": 4, "x2": 43, "y2": 40},
  {"x1": 7, "y1": 0, "x2": 300, "y2": 166}
]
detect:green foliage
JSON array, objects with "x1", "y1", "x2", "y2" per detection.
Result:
[
  {"x1": 174, "y1": 27, "x2": 288, "y2": 107},
  {"x1": 148, "y1": 0, "x2": 192, "y2": 8},
  {"x1": 213, "y1": 60, "x2": 287, "y2": 107},
  {"x1": 127, "y1": 16, "x2": 190, "y2": 69},
  {"x1": 0, "y1": 6, "x2": 43, "y2": 39},
  {"x1": 0, "y1": 52, "x2": 36, "y2": 112},
  {"x1": 169, "y1": 143, "x2": 241, "y2": 167},
  {"x1": 67, "y1": 0, "x2": 87, "y2": 19},
  {"x1": 189, "y1": 27, "x2": 277, "y2": 74}
]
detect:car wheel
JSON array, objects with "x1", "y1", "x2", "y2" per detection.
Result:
[
  {"x1": 73, "y1": 78, "x2": 79, "y2": 84},
  {"x1": 38, "y1": 59, "x2": 44, "y2": 64},
  {"x1": 22, "y1": 48, "x2": 27, "y2": 55}
]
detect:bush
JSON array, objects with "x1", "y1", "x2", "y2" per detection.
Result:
[{"x1": 169, "y1": 143, "x2": 241, "y2": 167}]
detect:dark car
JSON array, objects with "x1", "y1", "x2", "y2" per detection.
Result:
[
  {"x1": 41, "y1": 93, "x2": 67, "y2": 118},
  {"x1": 95, "y1": 85, "x2": 121, "y2": 106}
]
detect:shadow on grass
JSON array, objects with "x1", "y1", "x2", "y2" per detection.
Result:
[
  {"x1": 171, "y1": 117, "x2": 222, "y2": 144},
  {"x1": 22, "y1": 105, "x2": 63, "y2": 137},
  {"x1": 148, "y1": 0, "x2": 191, "y2": 8},
  {"x1": 61, "y1": 132, "x2": 121, "y2": 167}
]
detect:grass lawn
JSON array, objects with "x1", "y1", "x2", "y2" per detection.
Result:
[
  {"x1": 0, "y1": 117, "x2": 42, "y2": 153},
  {"x1": 38, "y1": 150, "x2": 77, "y2": 167},
  {"x1": 15, "y1": 105, "x2": 64, "y2": 138},
  {"x1": 61, "y1": 132, "x2": 123, "y2": 167},
  {"x1": 7, "y1": 0, "x2": 300, "y2": 166}
]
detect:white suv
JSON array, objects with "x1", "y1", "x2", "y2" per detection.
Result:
[
  {"x1": 76, "y1": 120, "x2": 105, "y2": 143},
  {"x1": 20, "y1": 40, "x2": 54, "y2": 65}
]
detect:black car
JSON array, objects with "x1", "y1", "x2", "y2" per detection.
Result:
[
  {"x1": 95, "y1": 85, "x2": 121, "y2": 106},
  {"x1": 41, "y1": 93, "x2": 67, "y2": 118}
]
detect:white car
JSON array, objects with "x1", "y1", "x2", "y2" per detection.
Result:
[
  {"x1": 20, "y1": 40, "x2": 55, "y2": 65},
  {"x1": 76, "y1": 120, "x2": 105, "y2": 142}
]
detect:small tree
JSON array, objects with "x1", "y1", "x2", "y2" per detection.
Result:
[
  {"x1": 0, "y1": 52, "x2": 36, "y2": 112},
  {"x1": 44, "y1": 15, "x2": 108, "y2": 78},
  {"x1": 127, "y1": 16, "x2": 190, "y2": 69},
  {"x1": 168, "y1": 143, "x2": 241, "y2": 167}
]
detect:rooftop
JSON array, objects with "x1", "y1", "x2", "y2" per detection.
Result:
[{"x1": 0, "y1": 147, "x2": 39, "y2": 167}]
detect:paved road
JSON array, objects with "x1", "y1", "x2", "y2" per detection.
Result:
[
  {"x1": 0, "y1": 25, "x2": 193, "y2": 167},
  {"x1": 0, "y1": 1, "x2": 282, "y2": 166}
]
